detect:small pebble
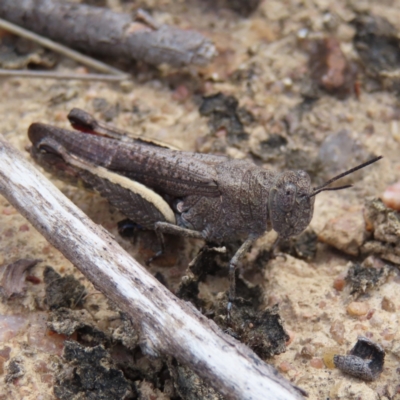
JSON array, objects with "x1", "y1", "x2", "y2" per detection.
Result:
[
  {"x1": 369, "y1": 314, "x2": 383, "y2": 327},
  {"x1": 0, "y1": 315, "x2": 27, "y2": 342},
  {"x1": 53, "y1": 111, "x2": 68, "y2": 122},
  {"x1": 297, "y1": 28, "x2": 309, "y2": 39},
  {"x1": 380, "y1": 328, "x2": 395, "y2": 341},
  {"x1": 119, "y1": 80, "x2": 134, "y2": 93},
  {"x1": 42, "y1": 246, "x2": 52, "y2": 255},
  {"x1": 278, "y1": 361, "x2": 293, "y2": 373},
  {"x1": 318, "y1": 210, "x2": 365, "y2": 256},
  {"x1": 0, "y1": 356, "x2": 5, "y2": 375},
  {"x1": 40, "y1": 373, "x2": 54, "y2": 385},
  {"x1": 337, "y1": 23, "x2": 356, "y2": 42},
  {"x1": 172, "y1": 85, "x2": 190, "y2": 102},
  {"x1": 26, "y1": 276, "x2": 41, "y2": 284},
  {"x1": 333, "y1": 272, "x2": 347, "y2": 291},
  {"x1": 354, "y1": 323, "x2": 367, "y2": 331},
  {"x1": 75, "y1": 66, "x2": 88, "y2": 75},
  {"x1": 310, "y1": 358, "x2": 324, "y2": 369},
  {"x1": 347, "y1": 301, "x2": 369, "y2": 316},
  {"x1": 19, "y1": 224, "x2": 29, "y2": 232},
  {"x1": 301, "y1": 344, "x2": 316, "y2": 359},
  {"x1": 381, "y1": 296, "x2": 396, "y2": 312},
  {"x1": 215, "y1": 128, "x2": 227, "y2": 138},
  {"x1": 322, "y1": 347, "x2": 341, "y2": 369},
  {"x1": 366, "y1": 309, "x2": 375, "y2": 320},
  {"x1": 330, "y1": 320, "x2": 345, "y2": 344},
  {"x1": 2, "y1": 207, "x2": 16, "y2": 215},
  {"x1": 382, "y1": 181, "x2": 400, "y2": 211},
  {"x1": 0, "y1": 347, "x2": 11, "y2": 359},
  {"x1": 35, "y1": 360, "x2": 51, "y2": 373},
  {"x1": 282, "y1": 77, "x2": 293, "y2": 88},
  {"x1": 4, "y1": 229, "x2": 13, "y2": 238},
  {"x1": 286, "y1": 330, "x2": 295, "y2": 346}
]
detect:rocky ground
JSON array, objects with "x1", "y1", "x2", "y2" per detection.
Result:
[{"x1": 0, "y1": 0, "x2": 400, "y2": 399}]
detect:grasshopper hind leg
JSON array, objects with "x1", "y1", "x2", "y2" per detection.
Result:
[{"x1": 31, "y1": 138, "x2": 181, "y2": 264}]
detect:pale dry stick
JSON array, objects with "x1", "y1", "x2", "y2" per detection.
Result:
[
  {"x1": 0, "y1": 135, "x2": 304, "y2": 400},
  {"x1": 0, "y1": 69, "x2": 128, "y2": 81},
  {"x1": 0, "y1": 18, "x2": 128, "y2": 79}
]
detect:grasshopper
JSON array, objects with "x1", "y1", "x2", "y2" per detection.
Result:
[{"x1": 28, "y1": 109, "x2": 382, "y2": 312}]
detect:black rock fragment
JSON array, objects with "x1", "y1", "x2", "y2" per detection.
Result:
[
  {"x1": 353, "y1": 15, "x2": 400, "y2": 75},
  {"x1": 199, "y1": 92, "x2": 253, "y2": 144},
  {"x1": 334, "y1": 336, "x2": 385, "y2": 381},
  {"x1": 215, "y1": 302, "x2": 289, "y2": 359},
  {"x1": 5, "y1": 357, "x2": 24, "y2": 383},
  {"x1": 54, "y1": 341, "x2": 132, "y2": 400},
  {"x1": 251, "y1": 133, "x2": 289, "y2": 163},
  {"x1": 352, "y1": 15, "x2": 400, "y2": 92},
  {"x1": 345, "y1": 263, "x2": 389, "y2": 296},
  {"x1": 362, "y1": 198, "x2": 400, "y2": 265},
  {"x1": 44, "y1": 266, "x2": 86, "y2": 310}
]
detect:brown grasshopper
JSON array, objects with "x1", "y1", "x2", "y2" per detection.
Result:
[{"x1": 28, "y1": 109, "x2": 382, "y2": 312}]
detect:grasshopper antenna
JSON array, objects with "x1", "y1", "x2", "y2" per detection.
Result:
[{"x1": 309, "y1": 155, "x2": 383, "y2": 198}]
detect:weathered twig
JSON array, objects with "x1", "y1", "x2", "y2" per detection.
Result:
[
  {"x1": 0, "y1": 18, "x2": 128, "y2": 78},
  {"x1": 0, "y1": 69, "x2": 128, "y2": 81},
  {"x1": 0, "y1": 1, "x2": 216, "y2": 67},
  {"x1": 0, "y1": 135, "x2": 303, "y2": 399}
]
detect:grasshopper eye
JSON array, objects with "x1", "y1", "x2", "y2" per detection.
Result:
[{"x1": 279, "y1": 183, "x2": 296, "y2": 211}]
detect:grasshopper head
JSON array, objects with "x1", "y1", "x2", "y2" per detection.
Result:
[
  {"x1": 268, "y1": 170, "x2": 315, "y2": 239},
  {"x1": 268, "y1": 156, "x2": 382, "y2": 239}
]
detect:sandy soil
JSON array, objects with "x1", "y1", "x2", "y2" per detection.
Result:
[{"x1": 0, "y1": 0, "x2": 400, "y2": 399}]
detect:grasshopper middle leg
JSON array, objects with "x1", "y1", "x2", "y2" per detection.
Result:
[
  {"x1": 147, "y1": 221, "x2": 204, "y2": 264},
  {"x1": 227, "y1": 236, "x2": 257, "y2": 316}
]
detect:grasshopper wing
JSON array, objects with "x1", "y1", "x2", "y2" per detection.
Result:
[{"x1": 29, "y1": 123, "x2": 222, "y2": 198}]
